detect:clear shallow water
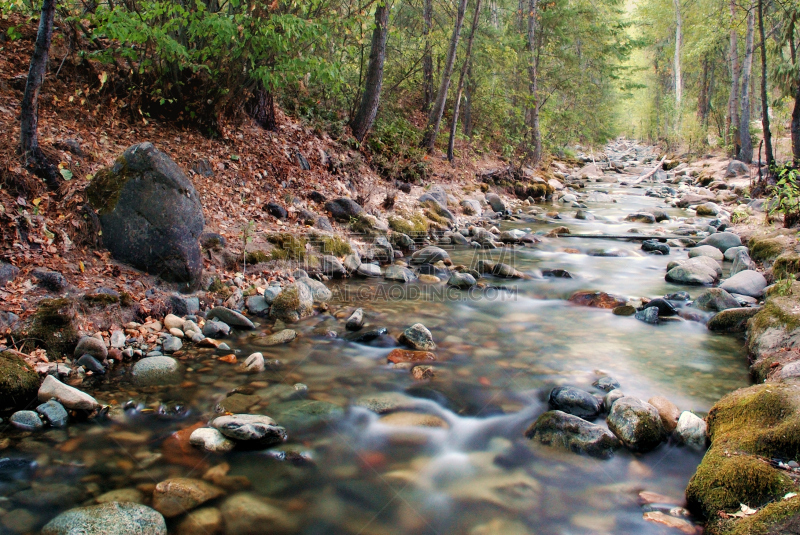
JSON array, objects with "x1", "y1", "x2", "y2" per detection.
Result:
[{"x1": 0, "y1": 184, "x2": 749, "y2": 534}]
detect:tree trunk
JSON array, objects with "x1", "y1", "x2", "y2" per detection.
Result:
[
  {"x1": 673, "y1": 0, "x2": 682, "y2": 110},
  {"x1": 463, "y1": 63, "x2": 474, "y2": 137},
  {"x1": 246, "y1": 87, "x2": 276, "y2": 131},
  {"x1": 697, "y1": 56, "x2": 709, "y2": 125},
  {"x1": 420, "y1": 0, "x2": 468, "y2": 152},
  {"x1": 20, "y1": 0, "x2": 62, "y2": 191},
  {"x1": 757, "y1": 0, "x2": 774, "y2": 168},
  {"x1": 350, "y1": 2, "x2": 390, "y2": 143},
  {"x1": 422, "y1": 0, "x2": 433, "y2": 113},
  {"x1": 447, "y1": 0, "x2": 482, "y2": 162},
  {"x1": 738, "y1": 5, "x2": 755, "y2": 163},
  {"x1": 525, "y1": 0, "x2": 542, "y2": 165},
  {"x1": 726, "y1": 0, "x2": 740, "y2": 151},
  {"x1": 793, "y1": 85, "x2": 800, "y2": 165}
]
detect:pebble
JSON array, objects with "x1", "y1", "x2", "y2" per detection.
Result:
[
  {"x1": 131, "y1": 357, "x2": 182, "y2": 386},
  {"x1": 346, "y1": 308, "x2": 364, "y2": 331},
  {"x1": 36, "y1": 399, "x2": 68, "y2": 427},
  {"x1": 400, "y1": 323, "x2": 436, "y2": 351},
  {"x1": 210, "y1": 414, "x2": 287, "y2": 444},
  {"x1": 77, "y1": 354, "x2": 106, "y2": 374},
  {"x1": 41, "y1": 502, "x2": 167, "y2": 535},
  {"x1": 152, "y1": 478, "x2": 224, "y2": 517},
  {"x1": 242, "y1": 352, "x2": 265, "y2": 373},
  {"x1": 10, "y1": 410, "x2": 43, "y2": 431}
]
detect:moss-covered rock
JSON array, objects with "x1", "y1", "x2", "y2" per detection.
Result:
[
  {"x1": 750, "y1": 235, "x2": 795, "y2": 263},
  {"x1": 316, "y1": 235, "x2": 352, "y2": 256},
  {"x1": 245, "y1": 250, "x2": 270, "y2": 265},
  {"x1": 269, "y1": 283, "x2": 313, "y2": 323},
  {"x1": 686, "y1": 384, "x2": 800, "y2": 521},
  {"x1": 28, "y1": 298, "x2": 78, "y2": 358},
  {"x1": 0, "y1": 351, "x2": 41, "y2": 410},
  {"x1": 266, "y1": 234, "x2": 308, "y2": 262},
  {"x1": 389, "y1": 214, "x2": 428, "y2": 235},
  {"x1": 772, "y1": 252, "x2": 800, "y2": 280},
  {"x1": 748, "y1": 299, "x2": 800, "y2": 360},
  {"x1": 710, "y1": 495, "x2": 800, "y2": 535}
]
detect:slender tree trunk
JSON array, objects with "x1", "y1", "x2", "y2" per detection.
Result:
[
  {"x1": 463, "y1": 63, "x2": 475, "y2": 137},
  {"x1": 726, "y1": 0, "x2": 740, "y2": 151},
  {"x1": 757, "y1": 0, "x2": 774, "y2": 168},
  {"x1": 673, "y1": 0, "x2": 682, "y2": 110},
  {"x1": 697, "y1": 56, "x2": 709, "y2": 124},
  {"x1": 738, "y1": 5, "x2": 755, "y2": 163},
  {"x1": 420, "y1": 0, "x2": 468, "y2": 152},
  {"x1": 350, "y1": 2, "x2": 390, "y2": 143},
  {"x1": 525, "y1": 0, "x2": 542, "y2": 165},
  {"x1": 20, "y1": 0, "x2": 62, "y2": 191},
  {"x1": 422, "y1": 0, "x2": 433, "y2": 112},
  {"x1": 448, "y1": 0, "x2": 482, "y2": 162},
  {"x1": 793, "y1": 86, "x2": 800, "y2": 165}
]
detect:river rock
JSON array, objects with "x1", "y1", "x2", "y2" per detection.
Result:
[
  {"x1": 95, "y1": 489, "x2": 145, "y2": 505},
  {"x1": 343, "y1": 254, "x2": 361, "y2": 273},
  {"x1": 694, "y1": 288, "x2": 740, "y2": 312},
  {"x1": 726, "y1": 160, "x2": 749, "y2": 177},
  {"x1": 259, "y1": 329, "x2": 297, "y2": 346},
  {"x1": 461, "y1": 199, "x2": 482, "y2": 216},
  {"x1": 175, "y1": 507, "x2": 223, "y2": 535},
  {"x1": 0, "y1": 262, "x2": 19, "y2": 286},
  {"x1": 607, "y1": 397, "x2": 666, "y2": 452},
  {"x1": 0, "y1": 351, "x2": 40, "y2": 409},
  {"x1": 203, "y1": 320, "x2": 231, "y2": 338},
  {"x1": 354, "y1": 392, "x2": 419, "y2": 414},
  {"x1": 665, "y1": 258, "x2": 719, "y2": 285},
  {"x1": 162, "y1": 336, "x2": 182, "y2": 353},
  {"x1": 242, "y1": 352, "x2": 265, "y2": 373},
  {"x1": 41, "y1": 502, "x2": 167, "y2": 535},
  {"x1": 400, "y1": 323, "x2": 436, "y2": 350},
  {"x1": 132, "y1": 356, "x2": 181, "y2": 386},
  {"x1": 698, "y1": 232, "x2": 742, "y2": 252},
  {"x1": 411, "y1": 246, "x2": 450, "y2": 265},
  {"x1": 642, "y1": 298, "x2": 677, "y2": 316},
  {"x1": 647, "y1": 396, "x2": 680, "y2": 432},
  {"x1": 723, "y1": 245, "x2": 748, "y2": 260},
  {"x1": 568, "y1": 291, "x2": 627, "y2": 309},
  {"x1": 36, "y1": 399, "x2": 68, "y2": 427},
  {"x1": 695, "y1": 202, "x2": 720, "y2": 216},
  {"x1": 592, "y1": 376, "x2": 620, "y2": 392},
  {"x1": 86, "y1": 142, "x2": 205, "y2": 287},
  {"x1": 730, "y1": 249, "x2": 757, "y2": 276},
  {"x1": 297, "y1": 277, "x2": 332, "y2": 304},
  {"x1": 448, "y1": 272, "x2": 477, "y2": 289},
  {"x1": 676, "y1": 411, "x2": 707, "y2": 447},
  {"x1": 74, "y1": 335, "x2": 108, "y2": 361},
  {"x1": 379, "y1": 411, "x2": 449, "y2": 428},
  {"x1": 245, "y1": 295, "x2": 270, "y2": 316},
  {"x1": 189, "y1": 428, "x2": 235, "y2": 453},
  {"x1": 206, "y1": 307, "x2": 255, "y2": 329},
  {"x1": 688, "y1": 245, "x2": 723, "y2": 261},
  {"x1": 321, "y1": 255, "x2": 347, "y2": 278},
  {"x1": 346, "y1": 308, "x2": 364, "y2": 331},
  {"x1": 548, "y1": 386, "x2": 601, "y2": 419},
  {"x1": 152, "y1": 478, "x2": 224, "y2": 517},
  {"x1": 634, "y1": 307, "x2": 659, "y2": 324},
  {"x1": 719, "y1": 270, "x2": 767, "y2": 298},
  {"x1": 39, "y1": 375, "x2": 100, "y2": 410},
  {"x1": 486, "y1": 193, "x2": 507, "y2": 212},
  {"x1": 269, "y1": 282, "x2": 314, "y2": 322},
  {"x1": 220, "y1": 493, "x2": 296, "y2": 535},
  {"x1": 356, "y1": 263, "x2": 382, "y2": 277},
  {"x1": 210, "y1": 414, "x2": 287, "y2": 445},
  {"x1": 525, "y1": 410, "x2": 620, "y2": 459},
  {"x1": 10, "y1": 410, "x2": 43, "y2": 431},
  {"x1": 642, "y1": 240, "x2": 670, "y2": 255},
  {"x1": 707, "y1": 307, "x2": 761, "y2": 332},
  {"x1": 384, "y1": 264, "x2": 416, "y2": 282},
  {"x1": 77, "y1": 354, "x2": 105, "y2": 374},
  {"x1": 324, "y1": 197, "x2": 364, "y2": 222}
]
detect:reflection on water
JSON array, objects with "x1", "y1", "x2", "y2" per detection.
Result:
[{"x1": 0, "y1": 185, "x2": 748, "y2": 534}]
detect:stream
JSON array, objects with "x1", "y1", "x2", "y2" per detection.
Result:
[{"x1": 1, "y1": 181, "x2": 749, "y2": 534}]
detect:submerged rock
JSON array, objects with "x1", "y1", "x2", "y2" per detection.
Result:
[
  {"x1": 210, "y1": 414, "x2": 287, "y2": 445},
  {"x1": 41, "y1": 502, "x2": 167, "y2": 535},
  {"x1": 525, "y1": 410, "x2": 620, "y2": 459},
  {"x1": 568, "y1": 291, "x2": 627, "y2": 309},
  {"x1": 694, "y1": 288, "x2": 740, "y2": 312},
  {"x1": 400, "y1": 323, "x2": 436, "y2": 350},
  {"x1": 152, "y1": 478, "x2": 224, "y2": 517},
  {"x1": 707, "y1": 307, "x2": 761, "y2": 333},
  {"x1": 189, "y1": 428, "x2": 235, "y2": 453},
  {"x1": 132, "y1": 356, "x2": 181, "y2": 386},
  {"x1": 220, "y1": 493, "x2": 297, "y2": 535},
  {"x1": 206, "y1": 307, "x2": 255, "y2": 329},
  {"x1": 719, "y1": 270, "x2": 767, "y2": 298}
]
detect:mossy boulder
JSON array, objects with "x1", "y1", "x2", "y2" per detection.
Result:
[
  {"x1": 269, "y1": 283, "x2": 313, "y2": 323},
  {"x1": 0, "y1": 351, "x2": 41, "y2": 410},
  {"x1": 772, "y1": 252, "x2": 800, "y2": 280},
  {"x1": 267, "y1": 233, "x2": 308, "y2": 261},
  {"x1": 748, "y1": 299, "x2": 800, "y2": 360},
  {"x1": 686, "y1": 384, "x2": 800, "y2": 521},
  {"x1": 749, "y1": 235, "x2": 795, "y2": 264},
  {"x1": 86, "y1": 142, "x2": 205, "y2": 288},
  {"x1": 28, "y1": 298, "x2": 78, "y2": 357},
  {"x1": 712, "y1": 495, "x2": 800, "y2": 535}
]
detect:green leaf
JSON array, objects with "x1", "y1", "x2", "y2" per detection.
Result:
[{"x1": 59, "y1": 168, "x2": 73, "y2": 181}]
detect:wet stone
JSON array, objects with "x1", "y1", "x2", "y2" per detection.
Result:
[
  {"x1": 548, "y1": 386, "x2": 601, "y2": 419},
  {"x1": 607, "y1": 397, "x2": 666, "y2": 452},
  {"x1": 634, "y1": 307, "x2": 659, "y2": 325},
  {"x1": 345, "y1": 327, "x2": 388, "y2": 344},
  {"x1": 203, "y1": 320, "x2": 231, "y2": 338},
  {"x1": 210, "y1": 414, "x2": 287, "y2": 445},
  {"x1": 132, "y1": 357, "x2": 181, "y2": 386},
  {"x1": 592, "y1": 376, "x2": 620, "y2": 392},
  {"x1": 10, "y1": 410, "x2": 43, "y2": 431},
  {"x1": 346, "y1": 308, "x2": 364, "y2": 331},
  {"x1": 77, "y1": 354, "x2": 105, "y2": 374},
  {"x1": 643, "y1": 298, "x2": 677, "y2": 316},
  {"x1": 400, "y1": 323, "x2": 436, "y2": 351},
  {"x1": 526, "y1": 410, "x2": 620, "y2": 459},
  {"x1": 36, "y1": 399, "x2": 68, "y2": 427},
  {"x1": 41, "y1": 502, "x2": 167, "y2": 535},
  {"x1": 152, "y1": 477, "x2": 224, "y2": 517}
]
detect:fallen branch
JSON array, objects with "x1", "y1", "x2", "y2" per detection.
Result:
[{"x1": 631, "y1": 156, "x2": 667, "y2": 184}]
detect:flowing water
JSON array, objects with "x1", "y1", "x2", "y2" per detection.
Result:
[{"x1": 1, "y1": 183, "x2": 749, "y2": 534}]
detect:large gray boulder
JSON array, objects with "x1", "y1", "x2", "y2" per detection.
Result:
[
  {"x1": 324, "y1": 198, "x2": 363, "y2": 222},
  {"x1": 86, "y1": 143, "x2": 204, "y2": 287},
  {"x1": 525, "y1": 410, "x2": 620, "y2": 458},
  {"x1": 665, "y1": 257, "x2": 720, "y2": 285},
  {"x1": 693, "y1": 288, "x2": 740, "y2": 312},
  {"x1": 719, "y1": 270, "x2": 767, "y2": 298},
  {"x1": 698, "y1": 232, "x2": 742, "y2": 252},
  {"x1": 269, "y1": 282, "x2": 314, "y2": 322}
]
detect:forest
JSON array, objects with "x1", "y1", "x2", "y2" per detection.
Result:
[{"x1": 5, "y1": 0, "x2": 797, "y2": 191}]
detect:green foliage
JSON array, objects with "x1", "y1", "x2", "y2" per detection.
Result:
[
  {"x1": 772, "y1": 274, "x2": 796, "y2": 297},
  {"x1": 768, "y1": 167, "x2": 800, "y2": 228},
  {"x1": 267, "y1": 233, "x2": 307, "y2": 261}
]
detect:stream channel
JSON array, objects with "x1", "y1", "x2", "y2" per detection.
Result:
[{"x1": 2, "y1": 181, "x2": 749, "y2": 534}]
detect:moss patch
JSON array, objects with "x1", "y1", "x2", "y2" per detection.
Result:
[
  {"x1": 0, "y1": 351, "x2": 41, "y2": 410},
  {"x1": 712, "y1": 496, "x2": 800, "y2": 535},
  {"x1": 267, "y1": 233, "x2": 307, "y2": 261},
  {"x1": 83, "y1": 293, "x2": 119, "y2": 306},
  {"x1": 424, "y1": 209, "x2": 450, "y2": 227},
  {"x1": 389, "y1": 214, "x2": 428, "y2": 235},
  {"x1": 686, "y1": 384, "x2": 800, "y2": 522},
  {"x1": 318, "y1": 236, "x2": 352, "y2": 256},
  {"x1": 773, "y1": 252, "x2": 800, "y2": 280},
  {"x1": 750, "y1": 236, "x2": 795, "y2": 263},
  {"x1": 28, "y1": 298, "x2": 78, "y2": 358},
  {"x1": 245, "y1": 250, "x2": 270, "y2": 264},
  {"x1": 85, "y1": 156, "x2": 130, "y2": 215}
]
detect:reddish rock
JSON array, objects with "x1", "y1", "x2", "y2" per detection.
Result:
[
  {"x1": 569, "y1": 291, "x2": 627, "y2": 309},
  {"x1": 387, "y1": 349, "x2": 436, "y2": 364},
  {"x1": 162, "y1": 422, "x2": 210, "y2": 470}
]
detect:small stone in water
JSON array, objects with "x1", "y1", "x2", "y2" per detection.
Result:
[
  {"x1": 592, "y1": 376, "x2": 620, "y2": 392},
  {"x1": 400, "y1": 323, "x2": 436, "y2": 351},
  {"x1": 36, "y1": 399, "x2": 68, "y2": 427},
  {"x1": 190, "y1": 428, "x2": 235, "y2": 453},
  {"x1": 635, "y1": 307, "x2": 659, "y2": 324},
  {"x1": 411, "y1": 365, "x2": 436, "y2": 380},
  {"x1": 346, "y1": 308, "x2": 364, "y2": 331},
  {"x1": 548, "y1": 386, "x2": 601, "y2": 419},
  {"x1": 613, "y1": 305, "x2": 636, "y2": 316},
  {"x1": 152, "y1": 477, "x2": 224, "y2": 517},
  {"x1": 242, "y1": 352, "x2": 265, "y2": 373},
  {"x1": 10, "y1": 410, "x2": 43, "y2": 431},
  {"x1": 77, "y1": 354, "x2": 106, "y2": 374}
]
